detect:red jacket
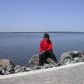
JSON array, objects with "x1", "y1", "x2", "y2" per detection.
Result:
[{"x1": 38, "y1": 39, "x2": 52, "y2": 53}]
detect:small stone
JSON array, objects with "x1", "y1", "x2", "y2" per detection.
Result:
[
  {"x1": 32, "y1": 65, "x2": 42, "y2": 70},
  {"x1": 54, "y1": 63, "x2": 59, "y2": 67},
  {"x1": 25, "y1": 67, "x2": 31, "y2": 71},
  {"x1": 74, "y1": 57, "x2": 79, "y2": 61},
  {"x1": 42, "y1": 64, "x2": 49, "y2": 69},
  {"x1": 78, "y1": 57, "x2": 84, "y2": 62},
  {"x1": 71, "y1": 61, "x2": 78, "y2": 63},
  {"x1": 48, "y1": 63, "x2": 54, "y2": 68},
  {"x1": 14, "y1": 65, "x2": 25, "y2": 73}
]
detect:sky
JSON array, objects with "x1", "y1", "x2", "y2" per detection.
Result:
[{"x1": 0, "y1": 0, "x2": 84, "y2": 32}]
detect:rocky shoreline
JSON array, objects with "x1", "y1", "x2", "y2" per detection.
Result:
[{"x1": 0, "y1": 51, "x2": 84, "y2": 75}]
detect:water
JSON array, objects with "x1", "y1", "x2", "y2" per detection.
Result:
[{"x1": 0, "y1": 32, "x2": 84, "y2": 65}]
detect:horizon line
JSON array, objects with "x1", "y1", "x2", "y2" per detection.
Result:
[{"x1": 0, "y1": 31, "x2": 84, "y2": 33}]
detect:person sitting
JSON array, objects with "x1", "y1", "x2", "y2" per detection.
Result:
[{"x1": 38, "y1": 32, "x2": 58, "y2": 66}]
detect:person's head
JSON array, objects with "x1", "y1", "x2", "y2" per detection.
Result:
[{"x1": 43, "y1": 32, "x2": 50, "y2": 41}]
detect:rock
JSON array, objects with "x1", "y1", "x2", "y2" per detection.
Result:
[
  {"x1": 63, "y1": 57, "x2": 72, "y2": 65},
  {"x1": 28, "y1": 54, "x2": 59, "y2": 70},
  {"x1": 42, "y1": 64, "x2": 49, "y2": 69},
  {"x1": 14, "y1": 65, "x2": 25, "y2": 73},
  {"x1": 28, "y1": 54, "x2": 39, "y2": 67},
  {"x1": 46, "y1": 58, "x2": 56, "y2": 64},
  {"x1": 60, "y1": 51, "x2": 84, "y2": 65},
  {"x1": 32, "y1": 65, "x2": 42, "y2": 70},
  {"x1": 42, "y1": 63, "x2": 58, "y2": 69},
  {"x1": 71, "y1": 60, "x2": 78, "y2": 63},
  {"x1": 74, "y1": 57, "x2": 80, "y2": 61},
  {"x1": 59, "y1": 52, "x2": 72, "y2": 64},
  {"x1": 0, "y1": 59, "x2": 13, "y2": 75},
  {"x1": 25, "y1": 67, "x2": 31, "y2": 71},
  {"x1": 42, "y1": 63, "x2": 53, "y2": 69}
]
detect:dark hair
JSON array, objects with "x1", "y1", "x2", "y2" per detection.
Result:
[{"x1": 43, "y1": 32, "x2": 50, "y2": 39}]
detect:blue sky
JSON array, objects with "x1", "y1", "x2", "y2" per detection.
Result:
[{"x1": 0, "y1": 0, "x2": 84, "y2": 32}]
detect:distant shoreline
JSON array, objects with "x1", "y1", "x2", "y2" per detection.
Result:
[{"x1": 0, "y1": 31, "x2": 84, "y2": 33}]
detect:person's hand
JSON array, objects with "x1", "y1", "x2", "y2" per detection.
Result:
[{"x1": 40, "y1": 51, "x2": 45, "y2": 55}]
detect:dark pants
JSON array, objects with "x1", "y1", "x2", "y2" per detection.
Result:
[{"x1": 39, "y1": 50, "x2": 58, "y2": 66}]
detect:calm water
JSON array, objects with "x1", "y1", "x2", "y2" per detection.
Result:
[{"x1": 0, "y1": 32, "x2": 84, "y2": 65}]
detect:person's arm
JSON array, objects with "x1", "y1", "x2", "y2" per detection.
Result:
[
  {"x1": 45, "y1": 41, "x2": 52, "y2": 52},
  {"x1": 38, "y1": 41, "x2": 43, "y2": 53}
]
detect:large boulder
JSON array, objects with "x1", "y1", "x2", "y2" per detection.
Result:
[
  {"x1": 60, "y1": 51, "x2": 84, "y2": 65},
  {"x1": 0, "y1": 59, "x2": 13, "y2": 75},
  {"x1": 28, "y1": 54, "x2": 40, "y2": 68},
  {"x1": 28, "y1": 54, "x2": 59, "y2": 69}
]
